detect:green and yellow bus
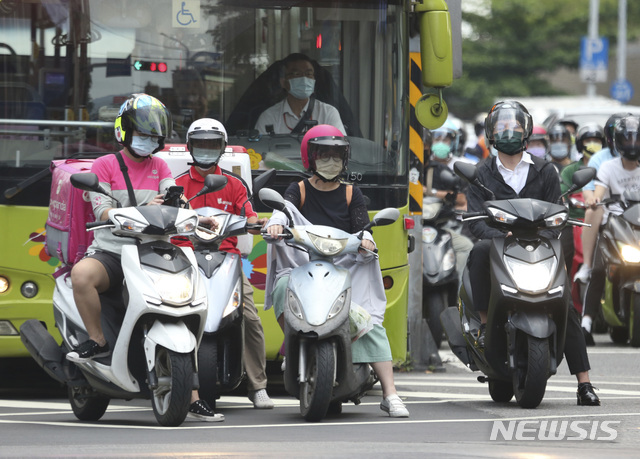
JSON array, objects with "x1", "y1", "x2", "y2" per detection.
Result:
[{"x1": 0, "y1": 0, "x2": 453, "y2": 364}]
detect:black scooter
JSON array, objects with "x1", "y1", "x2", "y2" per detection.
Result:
[{"x1": 440, "y1": 163, "x2": 594, "y2": 408}]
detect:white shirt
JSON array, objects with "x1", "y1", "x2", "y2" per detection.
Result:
[
  {"x1": 496, "y1": 152, "x2": 534, "y2": 194},
  {"x1": 254, "y1": 98, "x2": 346, "y2": 135},
  {"x1": 595, "y1": 157, "x2": 640, "y2": 220}
]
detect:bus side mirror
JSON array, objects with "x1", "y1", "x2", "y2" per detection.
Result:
[{"x1": 414, "y1": 0, "x2": 453, "y2": 130}]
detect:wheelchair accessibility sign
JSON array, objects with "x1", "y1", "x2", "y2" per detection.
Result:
[{"x1": 173, "y1": 0, "x2": 200, "y2": 28}]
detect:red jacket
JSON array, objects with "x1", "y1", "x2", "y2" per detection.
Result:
[{"x1": 175, "y1": 165, "x2": 257, "y2": 255}]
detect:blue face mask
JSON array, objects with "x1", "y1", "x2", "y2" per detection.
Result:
[
  {"x1": 130, "y1": 135, "x2": 159, "y2": 156},
  {"x1": 287, "y1": 76, "x2": 315, "y2": 100},
  {"x1": 432, "y1": 142, "x2": 451, "y2": 160},
  {"x1": 550, "y1": 143, "x2": 569, "y2": 160}
]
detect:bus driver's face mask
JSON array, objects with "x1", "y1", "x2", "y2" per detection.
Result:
[
  {"x1": 130, "y1": 135, "x2": 159, "y2": 157},
  {"x1": 288, "y1": 77, "x2": 315, "y2": 100}
]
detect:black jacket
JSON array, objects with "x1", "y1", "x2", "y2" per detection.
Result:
[{"x1": 466, "y1": 154, "x2": 561, "y2": 240}]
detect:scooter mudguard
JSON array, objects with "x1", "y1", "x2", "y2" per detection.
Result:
[
  {"x1": 20, "y1": 319, "x2": 69, "y2": 384},
  {"x1": 144, "y1": 320, "x2": 197, "y2": 372},
  {"x1": 440, "y1": 307, "x2": 475, "y2": 368},
  {"x1": 509, "y1": 311, "x2": 556, "y2": 339}
]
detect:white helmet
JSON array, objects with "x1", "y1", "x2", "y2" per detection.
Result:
[{"x1": 186, "y1": 118, "x2": 228, "y2": 168}]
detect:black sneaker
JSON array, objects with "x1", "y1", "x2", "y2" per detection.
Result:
[
  {"x1": 66, "y1": 339, "x2": 110, "y2": 363},
  {"x1": 187, "y1": 400, "x2": 225, "y2": 422}
]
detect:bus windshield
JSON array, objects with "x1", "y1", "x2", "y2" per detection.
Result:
[{"x1": 1, "y1": 0, "x2": 408, "y2": 209}]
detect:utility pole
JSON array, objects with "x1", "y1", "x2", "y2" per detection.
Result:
[{"x1": 586, "y1": 0, "x2": 600, "y2": 97}]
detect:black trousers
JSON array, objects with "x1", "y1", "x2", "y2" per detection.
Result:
[
  {"x1": 583, "y1": 237, "x2": 606, "y2": 318},
  {"x1": 468, "y1": 239, "x2": 591, "y2": 375}
]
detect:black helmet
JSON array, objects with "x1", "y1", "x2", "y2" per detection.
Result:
[
  {"x1": 604, "y1": 112, "x2": 632, "y2": 153},
  {"x1": 558, "y1": 118, "x2": 579, "y2": 134},
  {"x1": 575, "y1": 122, "x2": 605, "y2": 153},
  {"x1": 548, "y1": 123, "x2": 571, "y2": 145},
  {"x1": 484, "y1": 100, "x2": 533, "y2": 146},
  {"x1": 613, "y1": 115, "x2": 640, "y2": 160},
  {"x1": 114, "y1": 94, "x2": 172, "y2": 152}
]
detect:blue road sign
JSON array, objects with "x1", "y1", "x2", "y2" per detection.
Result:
[
  {"x1": 611, "y1": 79, "x2": 634, "y2": 103},
  {"x1": 580, "y1": 37, "x2": 609, "y2": 83}
]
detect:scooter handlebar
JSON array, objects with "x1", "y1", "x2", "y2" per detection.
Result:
[{"x1": 86, "y1": 220, "x2": 113, "y2": 230}]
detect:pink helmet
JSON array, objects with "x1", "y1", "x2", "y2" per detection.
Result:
[{"x1": 301, "y1": 124, "x2": 349, "y2": 171}]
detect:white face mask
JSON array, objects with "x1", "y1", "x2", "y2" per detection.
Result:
[
  {"x1": 130, "y1": 135, "x2": 159, "y2": 156},
  {"x1": 287, "y1": 76, "x2": 315, "y2": 100},
  {"x1": 315, "y1": 157, "x2": 343, "y2": 180}
]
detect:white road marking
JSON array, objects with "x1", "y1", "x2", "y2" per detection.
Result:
[{"x1": 0, "y1": 411, "x2": 638, "y2": 431}]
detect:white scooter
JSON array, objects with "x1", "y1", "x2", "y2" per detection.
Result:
[
  {"x1": 192, "y1": 169, "x2": 274, "y2": 408},
  {"x1": 20, "y1": 172, "x2": 227, "y2": 426},
  {"x1": 259, "y1": 187, "x2": 399, "y2": 422}
]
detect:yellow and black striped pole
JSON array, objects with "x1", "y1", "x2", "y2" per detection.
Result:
[{"x1": 409, "y1": 52, "x2": 425, "y2": 216}]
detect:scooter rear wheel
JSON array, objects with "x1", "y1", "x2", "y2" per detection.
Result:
[
  {"x1": 512, "y1": 334, "x2": 549, "y2": 409},
  {"x1": 68, "y1": 385, "x2": 110, "y2": 421},
  {"x1": 150, "y1": 347, "x2": 193, "y2": 426},
  {"x1": 300, "y1": 341, "x2": 335, "y2": 422},
  {"x1": 424, "y1": 290, "x2": 446, "y2": 349}
]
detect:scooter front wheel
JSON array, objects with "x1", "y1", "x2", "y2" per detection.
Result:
[
  {"x1": 68, "y1": 385, "x2": 110, "y2": 421},
  {"x1": 630, "y1": 293, "x2": 640, "y2": 347},
  {"x1": 150, "y1": 347, "x2": 193, "y2": 426},
  {"x1": 512, "y1": 334, "x2": 549, "y2": 409},
  {"x1": 197, "y1": 335, "x2": 219, "y2": 409},
  {"x1": 300, "y1": 341, "x2": 335, "y2": 422}
]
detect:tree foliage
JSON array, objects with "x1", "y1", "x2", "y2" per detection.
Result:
[{"x1": 449, "y1": 0, "x2": 640, "y2": 119}]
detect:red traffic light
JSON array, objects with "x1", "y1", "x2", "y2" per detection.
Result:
[{"x1": 133, "y1": 60, "x2": 168, "y2": 72}]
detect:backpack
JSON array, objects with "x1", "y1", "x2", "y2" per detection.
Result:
[{"x1": 45, "y1": 159, "x2": 96, "y2": 266}]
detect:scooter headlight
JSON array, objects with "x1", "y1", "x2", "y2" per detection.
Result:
[
  {"x1": 504, "y1": 255, "x2": 557, "y2": 293},
  {"x1": 618, "y1": 242, "x2": 640, "y2": 263},
  {"x1": 287, "y1": 289, "x2": 304, "y2": 319},
  {"x1": 149, "y1": 268, "x2": 195, "y2": 306},
  {"x1": 544, "y1": 211, "x2": 568, "y2": 228},
  {"x1": 222, "y1": 278, "x2": 242, "y2": 317},
  {"x1": 487, "y1": 207, "x2": 517, "y2": 225},
  {"x1": 422, "y1": 201, "x2": 443, "y2": 220},
  {"x1": 307, "y1": 232, "x2": 348, "y2": 256},
  {"x1": 442, "y1": 247, "x2": 456, "y2": 272},
  {"x1": 422, "y1": 226, "x2": 437, "y2": 244}
]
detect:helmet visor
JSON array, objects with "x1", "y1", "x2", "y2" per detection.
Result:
[
  {"x1": 190, "y1": 132, "x2": 225, "y2": 166},
  {"x1": 615, "y1": 117, "x2": 640, "y2": 159},
  {"x1": 490, "y1": 108, "x2": 529, "y2": 141},
  {"x1": 130, "y1": 96, "x2": 172, "y2": 138},
  {"x1": 308, "y1": 137, "x2": 350, "y2": 163}
]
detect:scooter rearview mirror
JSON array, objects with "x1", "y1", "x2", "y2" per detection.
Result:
[
  {"x1": 187, "y1": 175, "x2": 228, "y2": 205},
  {"x1": 439, "y1": 168, "x2": 461, "y2": 190},
  {"x1": 453, "y1": 161, "x2": 477, "y2": 183},
  {"x1": 70, "y1": 173, "x2": 100, "y2": 192},
  {"x1": 369, "y1": 208, "x2": 400, "y2": 228},
  {"x1": 70, "y1": 173, "x2": 119, "y2": 205},
  {"x1": 259, "y1": 188, "x2": 286, "y2": 211},
  {"x1": 571, "y1": 167, "x2": 596, "y2": 189}
]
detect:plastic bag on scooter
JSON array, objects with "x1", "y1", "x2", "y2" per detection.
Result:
[{"x1": 349, "y1": 302, "x2": 373, "y2": 342}]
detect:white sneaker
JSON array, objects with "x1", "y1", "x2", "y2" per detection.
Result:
[
  {"x1": 573, "y1": 265, "x2": 592, "y2": 283},
  {"x1": 248, "y1": 389, "x2": 274, "y2": 409},
  {"x1": 380, "y1": 394, "x2": 409, "y2": 418}
]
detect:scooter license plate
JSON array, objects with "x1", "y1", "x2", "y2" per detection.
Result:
[{"x1": 422, "y1": 226, "x2": 437, "y2": 243}]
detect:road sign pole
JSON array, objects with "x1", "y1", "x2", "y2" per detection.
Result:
[{"x1": 587, "y1": 0, "x2": 600, "y2": 97}]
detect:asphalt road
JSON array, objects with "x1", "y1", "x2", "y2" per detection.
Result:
[{"x1": 0, "y1": 332, "x2": 638, "y2": 458}]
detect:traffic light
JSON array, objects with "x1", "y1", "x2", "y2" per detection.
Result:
[{"x1": 133, "y1": 60, "x2": 168, "y2": 72}]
